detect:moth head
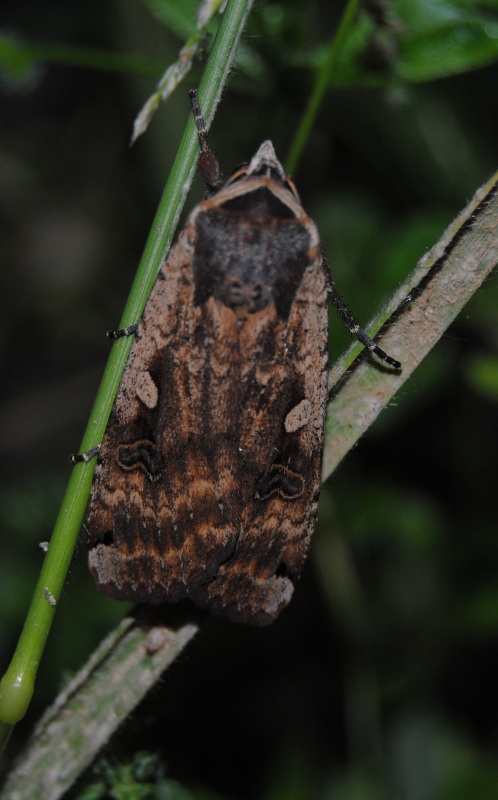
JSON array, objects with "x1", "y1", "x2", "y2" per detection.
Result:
[
  {"x1": 247, "y1": 141, "x2": 284, "y2": 179},
  {"x1": 226, "y1": 141, "x2": 300, "y2": 199}
]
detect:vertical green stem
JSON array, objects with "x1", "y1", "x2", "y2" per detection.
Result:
[
  {"x1": 286, "y1": 0, "x2": 361, "y2": 175},
  {"x1": 0, "y1": 0, "x2": 253, "y2": 746}
]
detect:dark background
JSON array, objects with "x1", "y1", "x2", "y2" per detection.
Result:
[{"x1": 2, "y1": 1, "x2": 498, "y2": 797}]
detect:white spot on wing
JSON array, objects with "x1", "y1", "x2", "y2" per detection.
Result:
[
  {"x1": 284, "y1": 399, "x2": 311, "y2": 433},
  {"x1": 136, "y1": 370, "x2": 159, "y2": 409}
]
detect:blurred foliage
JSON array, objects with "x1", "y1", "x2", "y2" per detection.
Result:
[
  {"x1": 74, "y1": 751, "x2": 198, "y2": 800},
  {"x1": 1, "y1": 0, "x2": 498, "y2": 798}
]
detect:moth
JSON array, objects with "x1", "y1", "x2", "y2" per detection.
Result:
[{"x1": 84, "y1": 91, "x2": 399, "y2": 626}]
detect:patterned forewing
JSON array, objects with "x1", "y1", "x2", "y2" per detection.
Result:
[
  {"x1": 87, "y1": 227, "x2": 241, "y2": 602},
  {"x1": 191, "y1": 244, "x2": 329, "y2": 624}
]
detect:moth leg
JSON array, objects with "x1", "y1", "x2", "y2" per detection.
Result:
[
  {"x1": 69, "y1": 444, "x2": 101, "y2": 464},
  {"x1": 71, "y1": 323, "x2": 139, "y2": 461},
  {"x1": 189, "y1": 88, "x2": 224, "y2": 194},
  {"x1": 326, "y1": 265, "x2": 401, "y2": 370},
  {"x1": 107, "y1": 323, "x2": 139, "y2": 340}
]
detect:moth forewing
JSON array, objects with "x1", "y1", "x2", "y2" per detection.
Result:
[{"x1": 86, "y1": 137, "x2": 329, "y2": 625}]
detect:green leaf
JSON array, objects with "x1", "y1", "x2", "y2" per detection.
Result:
[
  {"x1": 397, "y1": 0, "x2": 498, "y2": 81},
  {"x1": 298, "y1": 0, "x2": 498, "y2": 88},
  {"x1": 141, "y1": 0, "x2": 200, "y2": 39}
]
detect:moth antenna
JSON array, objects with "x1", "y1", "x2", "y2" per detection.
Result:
[
  {"x1": 189, "y1": 89, "x2": 224, "y2": 194},
  {"x1": 328, "y1": 276, "x2": 401, "y2": 371}
]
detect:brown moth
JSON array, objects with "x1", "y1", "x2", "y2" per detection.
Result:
[{"x1": 85, "y1": 92, "x2": 399, "y2": 625}]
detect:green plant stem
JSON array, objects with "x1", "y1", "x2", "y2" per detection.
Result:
[
  {"x1": 0, "y1": 0, "x2": 253, "y2": 747},
  {"x1": 322, "y1": 169, "x2": 498, "y2": 480},
  {"x1": 286, "y1": 0, "x2": 361, "y2": 175},
  {"x1": 0, "y1": 610, "x2": 199, "y2": 800}
]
